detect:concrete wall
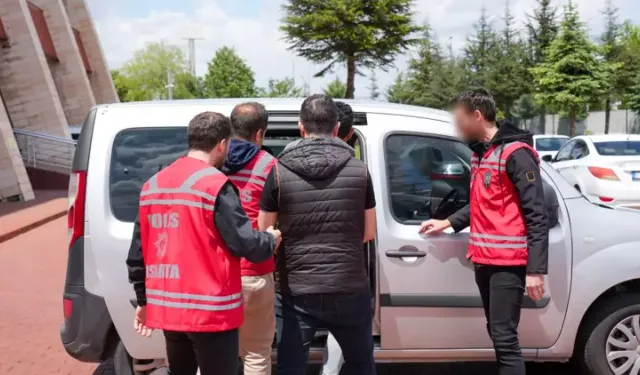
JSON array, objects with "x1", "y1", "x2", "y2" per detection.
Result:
[
  {"x1": 0, "y1": 99, "x2": 34, "y2": 201},
  {"x1": 63, "y1": 0, "x2": 118, "y2": 104},
  {"x1": 525, "y1": 110, "x2": 640, "y2": 136},
  {"x1": 0, "y1": 0, "x2": 69, "y2": 137},
  {"x1": 31, "y1": 0, "x2": 96, "y2": 126}
]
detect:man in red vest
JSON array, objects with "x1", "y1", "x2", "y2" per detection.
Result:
[
  {"x1": 419, "y1": 89, "x2": 548, "y2": 375},
  {"x1": 127, "y1": 111, "x2": 281, "y2": 375},
  {"x1": 222, "y1": 102, "x2": 278, "y2": 375}
]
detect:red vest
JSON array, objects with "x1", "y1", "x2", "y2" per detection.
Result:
[
  {"x1": 468, "y1": 141, "x2": 539, "y2": 266},
  {"x1": 139, "y1": 157, "x2": 243, "y2": 333},
  {"x1": 227, "y1": 150, "x2": 277, "y2": 276}
]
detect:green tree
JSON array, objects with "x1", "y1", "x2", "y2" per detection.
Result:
[
  {"x1": 204, "y1": 47, "x2": 257, "y2": 98},
  {"x1": 530, "y1": 1, "x2": 616, "y2": 137},
  {"x1": 386, "y1": 73, "x2": 413, "y2": 104},
  {"x1": 116, "y1": 42, "x2": 203, "y2": 101},
  {"x1": 281, "y1": 0, "x2": 421, "y2": 98},
  {"x1": 323, "y1": 77, "x2": 347, "y2": 98},
  {"x1": 513, "y1": 94, "x2": 538, "y2": 130},
  {"x1": 464, "y1": 7, "x2": 498, "y2": 88},
  {"x1": 489, "y1": 1, "x2": 531, "y2": 117},
  {"x1": 111, "y1": 69, "x2": 130, "y2": 102},
  {"x1": 629, "y1": 75, "x2": 640, "y2": 116},
  {"x1": 526, "y1": 0, "x2": 558, "y2": 133},
  {"x1": 260, "y1": 78, "x2": 303, "y2": 98},
  {"x1": 368, "y1": 71, "x2": 380, "y2": 100},
  {"x1": 617, "y1": 22, "x2": 640, "y2": 108},
  {"x1": 600, "y1": 0, "x2": 623, "y2": 134}
]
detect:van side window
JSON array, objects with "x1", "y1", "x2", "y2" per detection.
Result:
[
  {"x1": 109, "y1": 127, "x2": 187, "y2": 222},
  {"x1": 385, "y1": 134, "x2": 471, "y2": 223}
]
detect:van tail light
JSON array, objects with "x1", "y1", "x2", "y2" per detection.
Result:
[
  {"x1": 599, "y1": 196, "x2": 614, "y2": 203},
  {"x1": 68, "y1": 171, "x2": 87, "y2": 247},
  {"x1": 588, "y1": 167, "x2": 619, "y2": 181},
  {"x1": 63, "y1": 298, "x2": 73, "y2": 320}
]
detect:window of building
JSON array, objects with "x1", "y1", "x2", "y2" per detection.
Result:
[
  {"x1": 27, "y1": 2, "x2": 58, "y2": 62},
  {"x1": 73, "y1": 28, "x2": 91, "y2": 73},
  {"x1": 385, "y1": 134, "x2": 471, "y2": 223}
]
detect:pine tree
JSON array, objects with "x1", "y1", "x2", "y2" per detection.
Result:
[
  {"x1": 386, "y1": 73, "x2": 413, "y2": 104},
  {"x1": 530, "y1": 1, "x2": 616, "y2": 136},
  {"x1": 405, "y1": 22, "x2": 447, "y2": 108},
  {"x1": 323, "y1": 77, "x2": 347, "y2": 99},
  {"x1": 629, "y1": 74, "x2": 640, "y2": 116},
  {"x1": 464, "y1": 7, "x2": 498, "y2": 88},
  {"x1": 489, "y1": 1, "x2": 530, "y2": 118},
  {"x1": 281, "y1": 0, "x2": 421, "y2": 98},
  {"x1": 368, "y1": 71, "x2": 380, "y2": 100},
  {"x1": 526, "y1": 0, "x2": 558, "y2": 133},
  {"x1": 600, "y1": 0, "x2": 622, "y2": 134}
]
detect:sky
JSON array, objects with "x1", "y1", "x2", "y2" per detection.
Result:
[{"x1": 87, "y1": 0, "x2": 640, "y2": 99}]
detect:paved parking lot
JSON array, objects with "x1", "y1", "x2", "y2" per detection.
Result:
[{"x1": 0, "y1": 217, "x2": 575, "y2": 375}]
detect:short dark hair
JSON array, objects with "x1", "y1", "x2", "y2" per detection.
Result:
[
  {"x1": 453, "y1": 88, "x2": 497, "y2": 122},
  {"x1": 300, "y1": 94, "x2": 339, "y2": 135},
  {"x1": 335, "y1": 101, "x2": 354, "y2": 139},
  {"x1": 187, "y1": 111, "x2": 231, "y2": 152},
  {"x1": 230, "y1": 102, "x2": 268, "y2": 140}
]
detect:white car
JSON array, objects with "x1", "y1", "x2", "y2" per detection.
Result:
[
  {"x1": 549, "y1": 134, "x2": 640, "y2": 208},
  {"x1": 533, "y1": 134, "x2": 569, "y2": 160}
]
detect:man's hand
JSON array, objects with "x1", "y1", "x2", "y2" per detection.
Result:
[
  {"x1": 418, "y1": 219, "x2": 452, "y2": 235},
  {"x1": 526, "y1": 274, "x2": 545, "y2": 301},
  {"x1": 134, "y1": 306, "x2": 153, "y2": 337},
  {"x1": 266, "y1": 226, "x2": 282, "y2": 253}
]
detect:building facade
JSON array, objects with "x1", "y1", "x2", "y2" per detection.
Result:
[{"x1": 0, "y1": 0, "x2": 117, "y2": 201}]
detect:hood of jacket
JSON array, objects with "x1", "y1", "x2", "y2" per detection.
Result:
[
  {"x1": 469, "y1": 120, "x2": 534, "y2": 156},
  {"x1": 221, "y1": 138, "x2": 259, "y2": 174},
  {"x1": 278, "y1": 137, "x2": 354, "y2": 180}
]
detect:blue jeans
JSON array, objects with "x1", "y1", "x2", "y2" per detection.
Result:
[{"x1": 275, "y1": 292, "x2": 376, "y2": 375}]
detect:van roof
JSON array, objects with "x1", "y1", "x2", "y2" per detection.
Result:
[{"x1": 94, "y1": 98, "x2": 452, "y2": 125}]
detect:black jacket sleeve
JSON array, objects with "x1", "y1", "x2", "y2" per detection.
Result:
[
  {"x1": 447, "y1": 205, "x2": 470, "y2": 232},
  {"x1": 214, "y1": 182, "x2": 275, "y2": 263},
  {"x1": 126, "y1": 215, "x2": 146, "y2": 306},
  {"x1": 506, "y1": 148, "x2": 549, "y2": 275}
]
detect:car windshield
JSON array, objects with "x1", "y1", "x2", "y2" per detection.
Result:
[
  {"x1": 593, "y1": 141, "x2": 640, "y2": 156},
  {"x1": 536, "y1": 137, "x2": 568, "y2": 151}
]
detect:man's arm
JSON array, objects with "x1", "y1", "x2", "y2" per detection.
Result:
[
  {"x1": 363, "y1": 170, "x2": 377, "y2": 243},
  {"x1": 258, "y1": 167, "x2": 280, "y2": 230},
  {"x1": 214, "y1": 182, "x2": 275, "y2": 263},
  {"x1": 126, "y1": 215, "x2": 146, "y2": 307},
  {"x1": 447, "y1": 205, "x2": 470, "y2": 232},
  {"x1": 506, "y1": 148, "x2": 549, "y2": 275}
]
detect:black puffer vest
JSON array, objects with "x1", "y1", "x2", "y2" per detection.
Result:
[{"x1": 276, "y1": 138, "x2": 369, "y2": 295}]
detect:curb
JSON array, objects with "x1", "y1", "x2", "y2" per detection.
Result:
[{"x1": 0, "y1": 210, "x2": 67, "y2": 244}]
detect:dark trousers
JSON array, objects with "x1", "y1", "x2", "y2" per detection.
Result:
[
  {"x1": 275, "y1": 291, "x2": 376, "y2": 375},
  {"x1": 475, "y1": 265, "x2": 526, "y2": 375},
  {"x1": 163, "y1": 329, "x2": 239, "y2": 375}
]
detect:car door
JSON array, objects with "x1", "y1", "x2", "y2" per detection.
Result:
[{"x1": 367, "y1": 113, "x2": 568, "y2": 352}]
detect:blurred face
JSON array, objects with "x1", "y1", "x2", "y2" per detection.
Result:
[
  {"x1": 210, "y1": 138, "x2": 229, "y2": 169},
  {"x1": 453, "y1": 104, "x2": 484, "y2": 142}
]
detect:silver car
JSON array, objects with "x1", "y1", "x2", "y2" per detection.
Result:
[{"x1": 61, "y1": 99, "x2": 640, "y2": 375}]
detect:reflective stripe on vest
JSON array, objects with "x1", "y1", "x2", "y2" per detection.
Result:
[
  {"x1": 140, "y1": 167, "x2": 221, "y2": 208},
  {"x1": 227, "y1": 152, "x2": 274, "y2": 187},
  {"x1": 146, "y1": 289, "x2": 243, "y2": 311}
]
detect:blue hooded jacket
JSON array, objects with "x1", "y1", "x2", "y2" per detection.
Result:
[{"x1": 221, "y1": 139, "x2": 260, "y2": 175}]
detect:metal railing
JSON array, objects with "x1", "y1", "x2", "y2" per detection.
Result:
[{"x1": 12, "y1": 128, "x2": 76, "y2": 174}]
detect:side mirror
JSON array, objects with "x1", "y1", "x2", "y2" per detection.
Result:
[{"x1": 541, "y1": 155, "x2": 553, "y2": 163}]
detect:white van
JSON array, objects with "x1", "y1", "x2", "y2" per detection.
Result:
[{"x1": 61, "y1": 99, "x2": 640, "y2": 375}]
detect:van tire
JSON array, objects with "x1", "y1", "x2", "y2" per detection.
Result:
[
  {"x1": 576, "y1": 293, "x2": 640, "y2": 375},
  {"x1": 113, "y1": 341, "x2": 134, "y2": 375}
]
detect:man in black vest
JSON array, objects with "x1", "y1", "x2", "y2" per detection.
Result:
[{"x1": 259, "y1": 94, "x2": 377, "y2": 375}]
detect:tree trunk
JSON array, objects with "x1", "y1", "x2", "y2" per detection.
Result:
[
  {"x1": 570, "y1": 107, "x2": 576, "y2": 137},
  {"x1": 539, "y1": 105, "x2": 546, "y2": 134},
  {"x1": 346, "y1": 56, "x2": 356, "y2": 99},
  {"x1": 604, "y1": 97, "x2": 611, "y2": 134}
]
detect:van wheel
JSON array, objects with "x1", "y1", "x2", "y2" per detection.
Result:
[
  {"x1": 576, "y1": 293, "x2": 640, "y2": 375},
  {"x1": 114, "y1": 342, "x2": 134, "y2": 375}
]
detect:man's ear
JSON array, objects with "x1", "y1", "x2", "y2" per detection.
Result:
[
  {"x1": 332, "y1": 122, "x2": 340, "y2": 137},
  {"x1": 217, "y1": 138, "x2": 228, "y2": 153},
  {"x1": 255, "y1": 128, "x2": 265, "y2": 145},
  {"x1": 344, "y1": 128, "x2": 354, "y2": 142},
  {"x1": 298, "y1": 122, "x2": 306, "y2": 138}
]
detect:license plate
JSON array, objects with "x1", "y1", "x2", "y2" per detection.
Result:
[{"x1": 633, "y1": 171, "x2": 640, "y2": 181}]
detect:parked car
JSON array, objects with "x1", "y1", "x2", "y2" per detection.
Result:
[
  {"x1": 62, "y1": 100, "x2": 640, "y2": 375},
  {"x1": 548, "y1": 134, "x2": 640, "y2": 209},
  {"x1": 533, "y1": 134, "x2": 570, "y2": 160}
]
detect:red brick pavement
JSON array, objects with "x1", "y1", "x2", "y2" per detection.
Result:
[{"x1": 0, "y1": 217, "x2": 96, "y2": 375}]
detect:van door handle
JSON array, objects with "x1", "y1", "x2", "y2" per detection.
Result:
[{"x1": 386, "y1": 247, "x2": 427, "y2": 258}]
